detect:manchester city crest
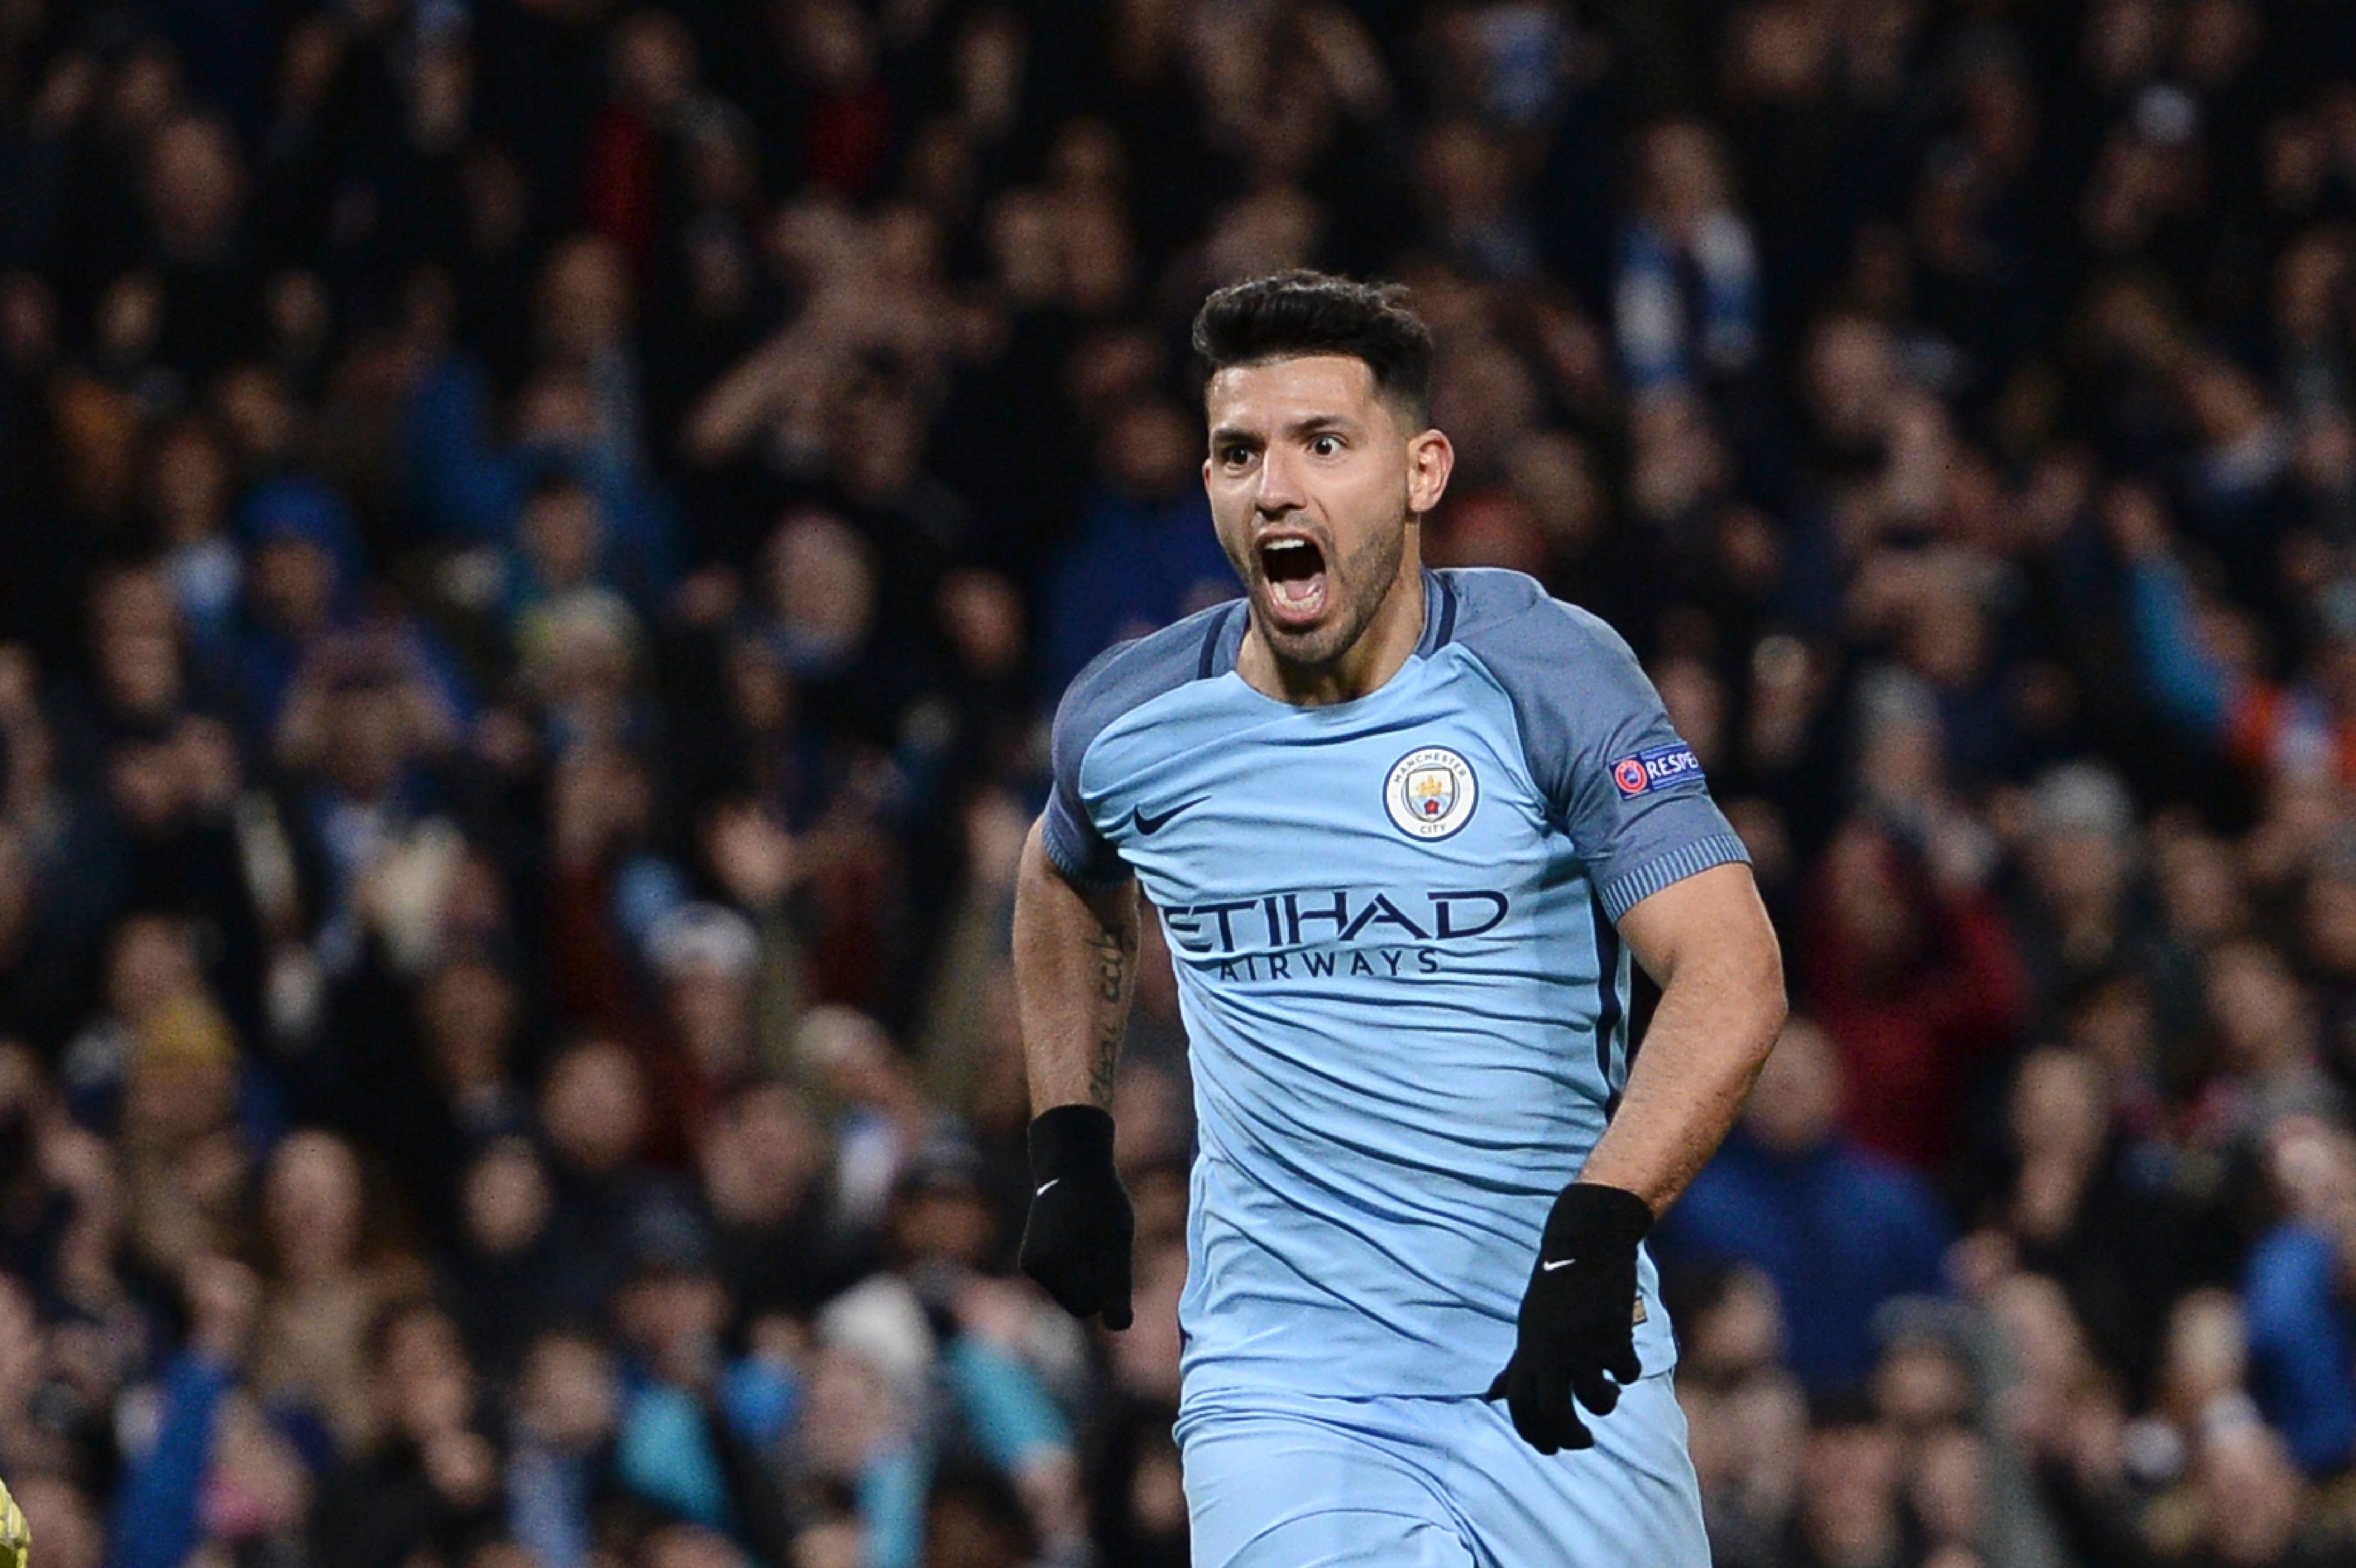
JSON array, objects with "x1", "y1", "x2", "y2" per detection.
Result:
[{"x1": 1384, "y1": 746, "x2": 1478, "y2": 840}]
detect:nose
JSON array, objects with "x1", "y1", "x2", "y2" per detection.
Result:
[{"x1": 1254, "y1": 443, "x2": 1306, "y2": 518}]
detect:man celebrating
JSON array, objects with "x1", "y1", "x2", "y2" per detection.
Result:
[{"x1": 1014, "y1": 270, "x2": 1785, "y2": 1565}]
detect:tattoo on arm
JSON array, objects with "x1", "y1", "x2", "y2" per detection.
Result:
[{"x1": 1086, "y1": 915, "x2": 1135, "y2": 1107}]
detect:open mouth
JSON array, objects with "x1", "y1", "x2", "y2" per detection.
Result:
[{"x1": 1258, "y1": 536, "x2": 1329, "y2": 628}]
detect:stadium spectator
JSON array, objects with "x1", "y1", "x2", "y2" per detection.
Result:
[
  {"x1": 1661, "y1": 1016, "x2": 1949, "y2": 1391},
  {"x1": 1803, "y1": 813, "x2": 2027, "y2": 1170},
  {"x1": 2246, "y1": 1118, "x2": 2356, "y2": 1476}
]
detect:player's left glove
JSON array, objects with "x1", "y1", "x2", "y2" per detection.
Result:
[{"x1": 1485, "y1": 1181, "x2": 1654, "y2": 1455}]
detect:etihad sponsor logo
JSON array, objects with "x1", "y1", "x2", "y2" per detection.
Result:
[
  {"x1": 1197, "y1": 945, "x2": 1447, "y2": 982},
  {"x1": 1162, "y1": 887, "x2": 1510, "y2": 958}
]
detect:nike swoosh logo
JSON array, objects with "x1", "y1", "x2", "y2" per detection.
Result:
[
  {"x1": 1540, "y1": 1258, "x2": 1573, "y2": 1272},
  {"x1": 1035, "y1": 1179, "x2": 1060, "y2": 1198},
  {"x1": 1131, "y1": 796, "x2": 1208, "y2": 835}
]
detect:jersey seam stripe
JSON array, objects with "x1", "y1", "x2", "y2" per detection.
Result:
[
  {"x1": 1592, "y1": 887, "x2": 1624, "y2": 1120},
  {"x1": 1196, "y1": 604, "x2": 1234, "y2": 679},
  {"x1": 1430, "y1": 569, "x2": 1458, "y2": 649}
]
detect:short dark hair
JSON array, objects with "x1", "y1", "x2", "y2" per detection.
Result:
[{"x1": 1191, "y1": 270, "x2": 1435, "y2": 427}]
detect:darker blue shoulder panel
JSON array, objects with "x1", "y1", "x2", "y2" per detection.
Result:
[
  {"x1": 1440, "y1": 568, "x2": 1748, "y2": 920},
  {"x1": 1431, "y1": 569, "x2": 1576, "y2": 798},
  {"x1": 1044, "y1": 601, "x2": 1240, "y2": 885}
]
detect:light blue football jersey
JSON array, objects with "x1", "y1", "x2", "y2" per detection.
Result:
[{"x1": 1043, "y1": 568, "x2": 1749, "y2": 1407}]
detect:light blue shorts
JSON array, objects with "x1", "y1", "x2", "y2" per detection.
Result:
[{"x1": 1177, "y1": 1374, "x2": 1706, "y2": 1568}]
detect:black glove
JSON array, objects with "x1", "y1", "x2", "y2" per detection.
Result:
[
  {"x1": 1485, "y1": 1182, "x2": 1653, "y2": 1454},
  {"x1": 1017, "y1": 1104, "x2": 1134, "y2": 1330}
]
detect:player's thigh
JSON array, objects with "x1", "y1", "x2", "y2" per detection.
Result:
[
  {"x1": 1181, "y1": 1407, "x2": 1477, "y2": 1568},
  {"x1": 1452, "y1": 1372, "x2": 1710, "y2": 1568}
]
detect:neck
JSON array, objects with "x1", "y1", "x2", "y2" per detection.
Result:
[{"x1": 1239, "y1": 545, "x2": 1427, "y2": 708}]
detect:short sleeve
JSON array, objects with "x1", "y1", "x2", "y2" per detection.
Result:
[
  {"x1": 1457, "y1": 579, "x2": 1748, "y2": 922},
  {"x1": 1044, "y1": 666, "x2": 1131, "y2": 886},
  {"x1": 1037, "y1": 607, "x2": 1232, "y2": 888}
]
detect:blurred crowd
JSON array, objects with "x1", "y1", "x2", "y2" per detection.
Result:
[{"x1": 11, "y1": 0, "x2": 2356, "y2": 1566}]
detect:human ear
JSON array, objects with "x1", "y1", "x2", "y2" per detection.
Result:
[{"x1": 1406, "y1": 428, "x2": 1454, "y2": 515}]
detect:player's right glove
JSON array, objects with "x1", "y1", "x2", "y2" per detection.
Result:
[
  {"x1": 1017, "y1": 1103, "x2": 1134, "y2": 1330},
  {"x1": 1485, "y1": 1181, "x2": 1654, "y2": 1455}
]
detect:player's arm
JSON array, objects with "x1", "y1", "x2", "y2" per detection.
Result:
[
  {"x1": 1011, "y1": 816, "x2": 1139, "y2": 1328},
  {"x1": 1488, "y1": 860, "x2": 1783, "y2": 1452},
  {"x1": 1576, "y1": 860, "x2": 1786, "y2": 1209},
  {"x1": 1014, "y1": 816, "x2": 1140, "y2": 1113}
]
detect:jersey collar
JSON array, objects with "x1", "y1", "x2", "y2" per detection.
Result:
[{"x1": 1201, "y1": 569, "x2": 1456, "y2": 682}]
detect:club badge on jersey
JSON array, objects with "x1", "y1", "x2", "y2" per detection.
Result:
[{"x1": 1385, "y1": 746, "x2": 1479, "y2": 840}]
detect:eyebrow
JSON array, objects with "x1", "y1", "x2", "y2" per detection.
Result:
[{"x1": 1208, "y1": 413, "x2": 1357, "y2": 446}]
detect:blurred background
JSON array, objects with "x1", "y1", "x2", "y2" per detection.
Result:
[{"x1": 7, "y1": 0, "x2": 2356, "y2": 1565}]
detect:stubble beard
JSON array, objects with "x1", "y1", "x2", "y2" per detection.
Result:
[{"x1": 1253, "y1": 513, "x2": 1410, "y2": 674}]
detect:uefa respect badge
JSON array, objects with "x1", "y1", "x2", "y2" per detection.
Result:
[{"x1": 1610, "y1": 742, "x2": 1704, "y2": 799}]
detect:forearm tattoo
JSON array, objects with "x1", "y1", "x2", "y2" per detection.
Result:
[{"x1": 1086, "y1": 915, "x2": 1135, "y2": 1106}]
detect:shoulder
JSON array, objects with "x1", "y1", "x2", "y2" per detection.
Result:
[
  {"x1": 1434, "y1": 569, "x2": 1657, "y2": 779},
  {"x1": 1052, "y1": 600, "x2": 1239, "y2": 776},
  {"x1": 1440, "y1": 568, "x2": 1641, "y2": 683}
]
